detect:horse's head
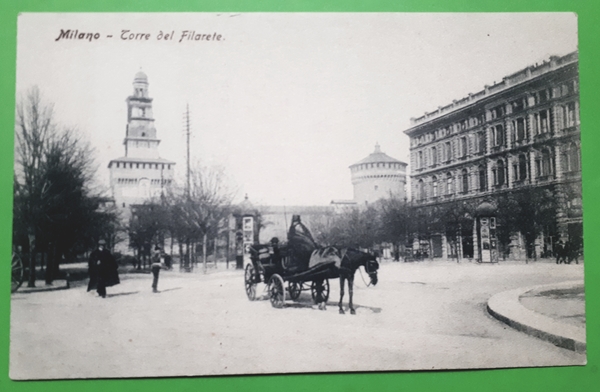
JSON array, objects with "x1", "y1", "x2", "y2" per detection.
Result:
[{"x1": 365, "y1": 255, "x2": 379, "y2": 286}]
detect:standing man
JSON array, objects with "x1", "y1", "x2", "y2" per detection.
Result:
[
  {"x1": 555, "y1": 240, "x2": 566, "y2": 264},
  {"x1": 87, "y1": 239, "x2": 120, "y2": 298},
  {"x1": 151, "y1": 245, "x2": 163, "y2": 293}
]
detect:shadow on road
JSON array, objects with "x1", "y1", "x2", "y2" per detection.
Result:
[
  {"x1": 106, "y1": 291, "x2": 139, "y2": 298},
  {"x1": 157, "y1": 287, "x2": 183, "y2": 293},
  {"x1": 284, "y1": 297, "x2": 382, "y2": 314}
]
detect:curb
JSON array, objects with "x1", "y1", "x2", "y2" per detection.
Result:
[{"x1": 487, "y1": 280, "x2": 586, "y2": 353}]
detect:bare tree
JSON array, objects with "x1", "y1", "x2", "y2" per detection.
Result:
[{"x1": 14, "y1": 87, "x2": 119, "y2": 285}]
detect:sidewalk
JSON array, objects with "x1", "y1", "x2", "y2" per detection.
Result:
[{"x1": 487, "y1": 280, "x2": 586, "y2": 353}]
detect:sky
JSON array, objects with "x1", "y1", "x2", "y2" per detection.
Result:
[{"x1": 15, "y1": 13, "x2": 578, "y2": 206}]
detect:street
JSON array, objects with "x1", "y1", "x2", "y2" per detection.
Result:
[{"x1": 10, "y1": 260, "x2": 586, "y2": 379}]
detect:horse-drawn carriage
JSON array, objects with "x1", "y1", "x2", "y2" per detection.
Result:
[{"x1": 244, "y1": 215, "x2": 379, "y2": 313}]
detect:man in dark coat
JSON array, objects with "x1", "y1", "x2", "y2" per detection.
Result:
[
  {"x1": 555, "y1": 240, "x2": 567, "y2": 265},
  {"x1": 151, "y1": 245, "x2": 163, "y2": 293},
  {"x1": 287, "y1": 215, "x2": 317, "y2": 271},
  {"x1": 87, "y1": 239, "x2": 120, "y2": 298}
]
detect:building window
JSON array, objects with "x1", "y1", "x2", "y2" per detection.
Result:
[
  {"x1": 374, "y1": 185, "x2": 378, "y2": 191},
  {"x1": 518, "y1": 154, "x2": 528, "y2": 181},
  {"x1": 446, "y1": 173, "x2": 454, "y2": 195},
  {"x1": 567, "y1": 143, "x2": 581, "y2": 172},
  {"x1": 418, "y1": 179, "x2": 426, "y2": 200},
  {"x1": 566, "y1": 103, "x2": 576, "y2": 127},
  {"x1": 477, "y1": 132, "x2": 485, "y2": 153},
  {"x1": 445, "y1": 142, "x2": 452, "y2": 162},
  {"x1": 540, "y1": 148, "x2": 553, "y2": 177},
  {"x1": 515, "y1": 118, "x2": 526, "y2": 141},
  {"x1": 511, "y1": 98, "x2": 525, "y2": 113},
  {"x1": 494, "y1": 160, "x2": 505, "y2": 186},
  {"x1": 461, "y1": 137, "x2": 467, "y2": 157},
  {"x1": 431, "y1": 146, "x2": 437, "y2": 166},
  {"x1": 491, "y1": 105, "x2": 505, "y2": 119},
  {"x1": 432, "y1": 176, "x2": 438, "y2": 197},
  {"x1": 492, "y1": 125, "x2": 504, "y2": 147},
  {"x1": 461, "y1": 169, "x2": 469, "y2": 193},
  {"x1": 479, "y1": 165, "x2": 487, "y2": 191},
  {"x1": 418, "y1": 151, "x2": 423, "y2": 169},
  {"x1": 540, "y1": 111, "x2": 549, "y2": 133}
]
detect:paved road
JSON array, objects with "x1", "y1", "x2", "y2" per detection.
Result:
[{"x1": 9, "y1": 260, "x2": 586, "y2": 379}]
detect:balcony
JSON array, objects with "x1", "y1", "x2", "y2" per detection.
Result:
[
  {"x1": 534, "y1": 132, "x2": 552, "y2": 142},
  {"x1": 536, "y1": 174, "x2": 554, "y2": 183},
  {"x1": 563, "y1": 170, "x2": 581, "y2": 179},
  {"x1": 562, "y1": 126, "x2": 578, "y2": 134}
]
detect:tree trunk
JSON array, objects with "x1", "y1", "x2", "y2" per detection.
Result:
[
  {"x1": 45, "y1": 246, "x2": 54, "y2": 285},
  {"x1": 203, "y1": 233, "x2": 208, "y2": 273},
  {"x1": 27, "y1": 235, "x2": 36, "y2": 288},
  {"x1": 185, "y1": 240, "x2": 190, "y2": 271},
  {"x1": 213, "y1": 234, "x2": 218, "y2": 268},
  {"x1": 226, "y1": 228, "x2": 230, "y2": 269},
  {"x1": 178, "y1": 240, "x2": 184, "y2": 271}
]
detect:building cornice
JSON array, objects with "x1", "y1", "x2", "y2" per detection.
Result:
[{"x1": 403, "y1": 52, "x2": 578, "y2": 137}]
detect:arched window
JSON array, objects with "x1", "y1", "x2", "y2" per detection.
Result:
[
  {"x1": 418, "y1": 179, "x2": 426, "y2": 200},
  {"x1": 445, "y1": 142, "x2": 452, "y2": 162},
  {"x1": 432, "y1": 146, "x2": 437, "y2": 166},
  {"x1": 461, "y1": 169, "x2": 469, "y2": 193},
  {"x1": 518, "y1": 154, "x2": 527, "y2": 180},
  {"x1": 432, "y1": 176, "x2": 438, "y2": 197},
  {"x1": 479, "y1": 165, "x2": 487, "y2": 191},
  {"x1": 446, "y1": 173, "x2": 454, "y2": 195}
]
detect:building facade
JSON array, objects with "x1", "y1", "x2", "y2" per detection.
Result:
[
  {"x1": 349, "y1": 143, "x2": 408, "y2": 206},
  {"x1": 108, "y1": 71, "x2": 175, "y2": 217},
  {"x1": 404, "y1": 52, "x2": 582, "y2": 260}
]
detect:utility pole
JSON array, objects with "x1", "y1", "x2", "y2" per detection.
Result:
[
  {"x1": 184, "y1": 104, "x2": 191, "y2": 199},
  {"x1": 183, "y1": 104, "x2": 192, "y2": 272}
]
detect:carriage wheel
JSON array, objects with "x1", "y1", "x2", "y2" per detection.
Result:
[
  {"x1": 244, "y1": 263, "x2": 257, "y2": 301},
  {"x1": 268, "y1": 274, "x2": 286, "y2": 308},
  {"x1": 288, "y1": 281, "x2": 302, "y2": 300},
  {"x1": 11, "y1": 252, "x2": 24, "y2": 293},
  {"x1": 311, "y1": 279, "x2": 330, "y2": 304}
]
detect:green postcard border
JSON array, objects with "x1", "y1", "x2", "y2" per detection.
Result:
[{"x1": 0, "y1": 1, "x2": 598, "y2": 391}]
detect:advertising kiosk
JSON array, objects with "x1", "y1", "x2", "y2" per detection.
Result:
[{"x1": 475, "y1": 202, "x2": 498, "y2": 263}]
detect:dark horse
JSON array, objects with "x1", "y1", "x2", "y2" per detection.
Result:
[{"x1": 331, "y1": 248, "x2": 379, "y2": 315}]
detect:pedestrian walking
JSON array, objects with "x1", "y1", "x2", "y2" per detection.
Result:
[
  {"x1": 555, "y1": 240, "x2": 567, "y2": 264},
  {"x1": 151, "y1": 245, "x2": 164, "y2": 293},
  {"x1": 87, "y1": 239, "x2": 120, "y2": 298}
]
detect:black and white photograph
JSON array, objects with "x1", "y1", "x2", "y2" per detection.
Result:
[{"x1": 10, "y1": 13, "x2": 585, "y2": 379}]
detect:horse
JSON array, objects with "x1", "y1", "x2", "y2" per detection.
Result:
[{"x1": 319, "y1": 248, "x2": 378, "y2": 314}]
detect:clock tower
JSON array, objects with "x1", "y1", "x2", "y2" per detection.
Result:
[{"x1": 108, "y1": 71, "x2": 175, "y2": 214}]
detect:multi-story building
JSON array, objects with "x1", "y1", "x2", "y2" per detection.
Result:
[
  {"x1": 108, "y1": 71, "x2": 175, "y2": 219},
  {"x1": 404, "y1": 51, "x2": 581, "y2": 260}
]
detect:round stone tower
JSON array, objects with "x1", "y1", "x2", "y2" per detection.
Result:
[{"x1": 350, "y1": 143, "x2": 407, "y2": 206}]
